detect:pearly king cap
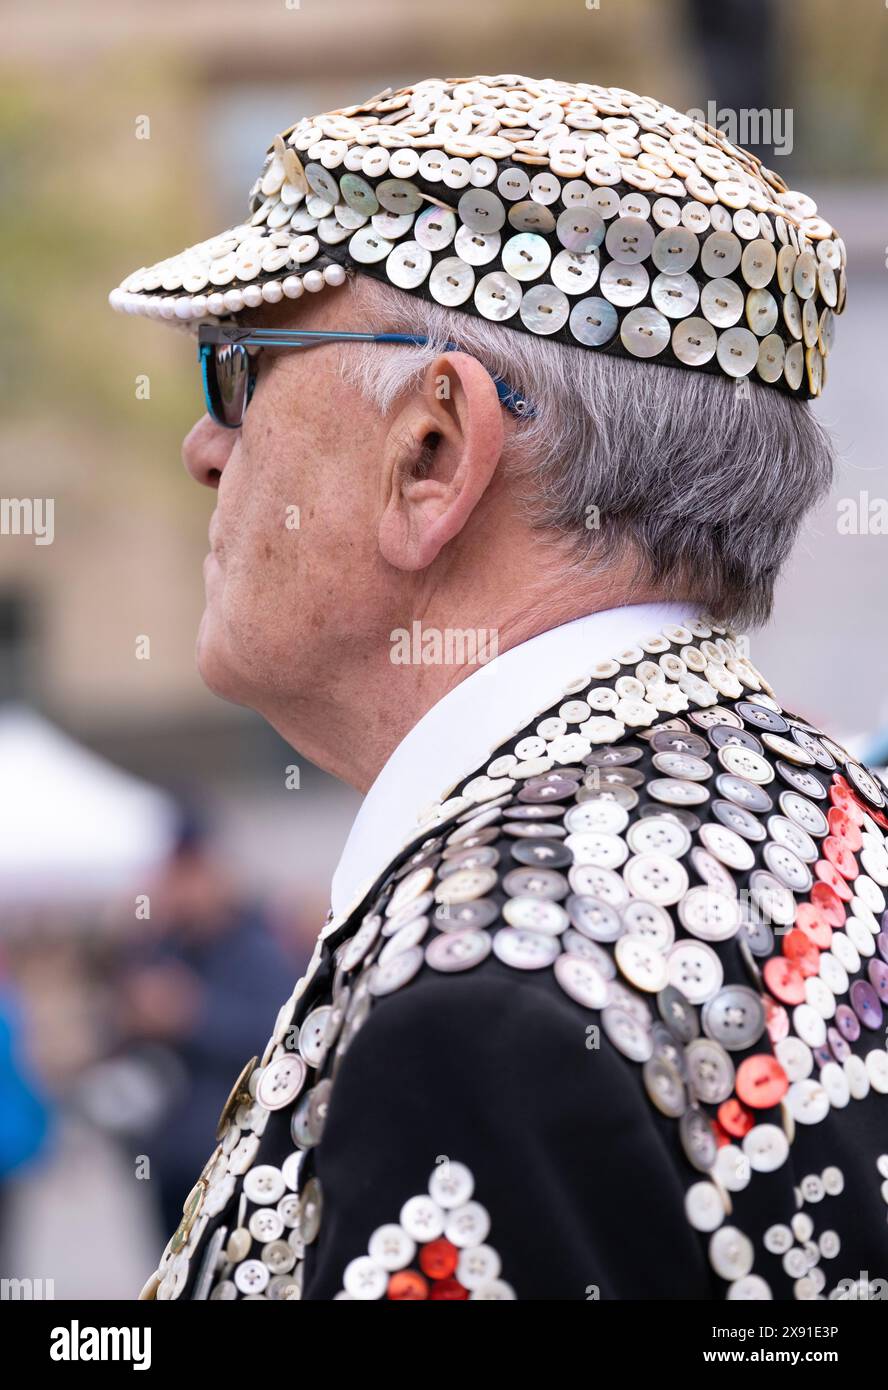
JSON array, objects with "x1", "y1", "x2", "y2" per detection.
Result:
[{"x1": 109, "y1": 74, "x2": 846, "y2": 399}]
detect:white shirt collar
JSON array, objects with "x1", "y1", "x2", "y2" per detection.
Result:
[{"x1": 330, "y1": 601, "x2": 700, "y2": 919}]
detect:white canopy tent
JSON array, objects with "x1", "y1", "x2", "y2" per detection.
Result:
[{"x1": 0, "y1": 705, "x2": 177, "y2": 905}]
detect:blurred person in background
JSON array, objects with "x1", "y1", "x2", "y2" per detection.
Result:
[
  {"x1": 117, "y1": 807, "x2": 300, "y2": 1238},
  {"x1": 0, "y1": 946, "x2": 53, "y2": 1234}
]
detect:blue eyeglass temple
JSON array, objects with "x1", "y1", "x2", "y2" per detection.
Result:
[{"x1": 198, "y1": 328, "x2": 535, "y2": 422}]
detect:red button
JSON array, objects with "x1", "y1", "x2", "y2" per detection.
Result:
[
  {"x1": 822, "y1": 836, "x2": 859, "y2": 881},
  {"x1": 832, "y1": 772, "x2": 888, "y2": 829},
  {"x1": 718, "y1": 1096, "x2": 755, "y2": 1137},
  {"x1": 429, "y1": 1278, "x2": 469, "y2": 1300},
  {"x1": 782, "y1": 928, "x2": 820, "y2": 976},
  {"x1": 419, "y1": 1238, "x2": 459, "y2": 1280},
  {"x1": 814, "y1": 860, "x2": 853, "y2": 901},
  {"x1": 810, "y1": 882, "x2": 846, "y2": 927},
  {"x1": 830, "y1": 777, "x2": 865, "y2": 825},
  {"x1": 764, "y1": 955, "x2": 806, "y2": 1004},
  {"x1": 735, "y1": 1053, "x2": 789, "y2": 1109},
  {"x1": 388, "y1": 1269, "x2": 429, "y2": 1300},
  {"x1": 795, "y1": 901, "x2": 833, "y2": 950},
  {"x1": 827, "y1": 806, "x2": 862, "y2": 852}
]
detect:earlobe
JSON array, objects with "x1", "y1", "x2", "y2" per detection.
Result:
[{"x1": 377, "y1": 352, "x2": 505, "y2": 573}]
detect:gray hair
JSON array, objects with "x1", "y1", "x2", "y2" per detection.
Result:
[{"x1": 338, "y1": 271, "x2": 836, "y2": 629}]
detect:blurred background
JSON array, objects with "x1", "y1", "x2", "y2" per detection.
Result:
[{"x1": 0, "y1": 0, "x2": 886, "y2": 1297}]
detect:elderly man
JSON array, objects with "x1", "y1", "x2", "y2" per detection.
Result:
[{"x1": 111, "y1": 76, "x2": 888, "y2": 1303}]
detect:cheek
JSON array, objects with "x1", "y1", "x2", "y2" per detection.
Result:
[
  {"x1": 208, "y1": 366, "x2": 384, "y2": 666},
  {"x1": 218, "y1": 443, "x2": 329, "y2": 659}
]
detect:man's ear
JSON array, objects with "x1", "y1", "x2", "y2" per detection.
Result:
[{"x1": 377, "y1": 352, "x2": 506, "y2": 572}]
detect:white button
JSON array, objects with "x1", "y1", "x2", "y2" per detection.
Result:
[
  {"x1": 786, "y1": 1078, "x2": 830, "y2": 1124},
  {"x1": 565, "y1": 801, "x2": 629, "y2": 836},
  {"x1": 727, "y1": 1274, "x2": 772, "y2": 1299},
  {"x1": 764, "y1": 1223, "x2": 793, "y2": 1255},
  {"x1": 368, "y1": 1223, "x2": 415, "y2": 1271},
  {"x1": 568, "y1": 864, "x2": 629, "y2": 907},
  {"x1": 386, "y1": 240, "x2": 432, "y2": 289},
  {"x1": 436, "y1": 866, "x2": 497, "y2": 905},
  {"x1": 715, "y1": 1144, "x2": 751, "y2": 1192},
  {"x1": 493, "y1": 927, "x2": 560, "y2": 970},
  {"x1": 502, "y1": 897, "x2": 567, "y2": 934},
  {"x1": 783, "y1": 1247, "x2": 808, "y2": 1279},
  {"x1": 678, "y1": 886, "x2": 741, "y2": 943},
  {"x1": 804, "y1": 975, "x2": 836, "y2": 1020},
  {"x1": 623, "y1": 852, "x2": 688, "y2": 905},
  {"x1": 791, "y1": 1005, "x2": 826, "y2": 1049},
  {"x1": 776, "y1": 1034, "x2": 814, "y2": 1081},
  {"x1": 348, "y1": 226, "x2": 393, "y2": 264},
  {"x1": 819, "y1": 953, "x2": 848, "y2": 997},
  {"x1": 709, "y1": 1226, "x2": 754, "y2": 1280},
  {"x1": 234, "y1": 1259, "x2": 269, "y2": 1295},
  {"x1": 399, "y1": 1194, "x2": 445, "y2": 1242},
  {"x1": 791, "y1": 1211, "x2": 815, "y2": 1242},
  {"x1": 414, "y1": 206, "x2": 456, "y2": 251},
  {"x1": 566, "y1": 831, "x2": 627, "y2": 869},
  {"x1": 854, "y1": 876, "x2": 886, "y2": 914},
  {"x1": 444, "y1": 1201, "x2": 491, "y2": 1248},
  {"x1": 845, "y1": 1054, "x2": 870, "y2": 1100},
  {"x1": 615, "y1": 935, "x2": 668, "y2": 992},
  {"x1": 455, "y1": 225, "x2": 501, "y2": 266},
  {"x1": 428, "y1": 1160, "x2": 474, "y2": 1209},
  {"x1": 626, "y1": 816, "x2": 691, "y2": 857},
  {"x1": 243, "y1": 1165, "x2": 286, "y2": 1205},
  {"x1": 685, "y1": 1181, "x2": 726, "y2": 1232},
  {"x1": 822, "y1": 1164, "x2": 845, "y2": 1195},
  {"x1": 429, "y1": 257, "x2": 475, "y2": 306},
  {"x1": 249, "y1": 1206, "x2": 284, "y2": 1242},
  {"x1": 743, "y1": 1123, "x2": 789, "y2": 1173},
  {"x1": 698, "y1": 823, "x2": 755, "y2": 871},
  {"x1": 820, "y1": 1062, "x2": 850, "y2": 1109},
  {"x1": 799, "y1": 1173, "x2": 825, "y2": 1204},
  {"x1": 469, "y1": 1278, "x2": 516, "y2": 1300},
  {"x1": 343, "y1": 1255, "x2": 388, "y2": 1300},
  {"x1": 621, "y1": 898, "x2": 674, "y2": 951},
  {"x1": 667, "y1": 939, "x2": 724, "y2": 1004},
  {"x1": 865, "y1": 1048, "x2": 888, "y2": 1093},
  {"x1": 256, "y1": 1055, "x2": 307, "y2": 1111},
  {"x1": 845, "y1": 917, "x2": 875, "y2": 957},
  {"x1": 457, "y1": 1244, "x2": 502, "y2": 1290},
  {"x1": 555, "y1": 953, "x2": 611, "y2": 1008}
]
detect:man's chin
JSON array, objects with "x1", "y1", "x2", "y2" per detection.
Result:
[{"x1": 195, "y1": 616, "x2": 250, "y2": 708}]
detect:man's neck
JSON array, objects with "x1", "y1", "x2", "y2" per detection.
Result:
[{"x1": 269, "y1": 582, "x2": 676, "y2": 792}]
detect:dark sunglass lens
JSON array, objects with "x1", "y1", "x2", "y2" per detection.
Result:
[{"x1": 213, "y1": 343, "x2": 251, "y2": 426}]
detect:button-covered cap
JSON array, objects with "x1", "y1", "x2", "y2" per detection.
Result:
[{"x1": 108, "y1": 74, "x2": 845, "y2": 398}]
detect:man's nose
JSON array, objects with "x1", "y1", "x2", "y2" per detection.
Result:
[{"x1": 181, "y1": 414, "x2": 237, "y2": 488}]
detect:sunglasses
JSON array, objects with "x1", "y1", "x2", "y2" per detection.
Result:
[{"x1": 197, "y1": 323, "x2": 535, "y2": 429}]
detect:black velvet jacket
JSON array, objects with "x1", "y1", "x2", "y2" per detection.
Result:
[{"x1": 140, "y1": 617, "x2": 888, "y2": 1302}]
